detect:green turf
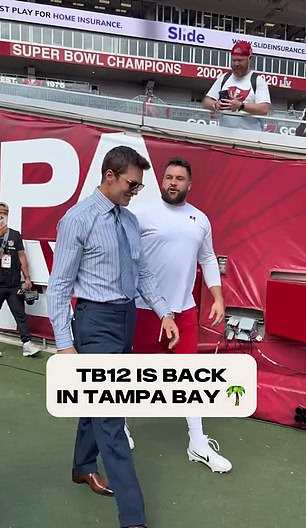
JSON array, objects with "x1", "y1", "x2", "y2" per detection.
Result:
[{"x1": 0, "y1": 344, "x2": 305, "y2": 528}]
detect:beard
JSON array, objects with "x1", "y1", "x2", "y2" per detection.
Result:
[{"x1": 161, "y1": 187, "x2": 188, "y2": 205}]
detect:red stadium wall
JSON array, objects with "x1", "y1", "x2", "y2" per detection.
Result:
[{"x1": 0, "y1": 108, "x2": 305, "y2": 427}]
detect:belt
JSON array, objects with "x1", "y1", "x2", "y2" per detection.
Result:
[{"x1": 77, "y1": 298, "x2": 134, "y2": 308}]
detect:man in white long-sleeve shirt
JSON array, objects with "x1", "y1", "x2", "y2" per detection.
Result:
[{"x1": 131, "y1": 157, "x2": 232, "y2": 473}]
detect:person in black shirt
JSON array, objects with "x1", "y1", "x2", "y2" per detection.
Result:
[
  {"x1": 0, "y1": 202, "x2": 40, "y2": 357},
  {"x1": 295, "y1": 108, "x2": 306, "y2": 137}
]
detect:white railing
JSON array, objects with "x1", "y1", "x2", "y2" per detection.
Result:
[{"x1": 0, "y1": 81, "x2": 305, "y2": 152}]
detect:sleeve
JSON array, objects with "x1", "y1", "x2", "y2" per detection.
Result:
[
  {"x1": 255, "y1": 76, "x2": 271, "y2": 104},
  {"x1": 197, "y1": 218, "x2": 221, "y2": 288},
  {"x1": 205, "y1": 75, "x2": 225, "y2": 101},
  {"x1": 47, "y1": 214, "x2": 84, "y2": 349},
  {"x1": 136, "y1": 245, "x2": 170, "y2": 318},
  {"x1": 16, "y1": 232, "x2": 24, "y2": 252}
]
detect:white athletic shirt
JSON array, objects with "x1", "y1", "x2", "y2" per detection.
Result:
[
  {"x1": 206, "y1": 71, "x2": 270, "y2": 130},
  {"x1": 134, "y1": 199, "x2": 221, "y2": 313}
]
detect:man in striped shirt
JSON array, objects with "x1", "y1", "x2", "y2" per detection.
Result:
[{"x1": 47, "y1": 146, "x2": 179, "y2": 528}]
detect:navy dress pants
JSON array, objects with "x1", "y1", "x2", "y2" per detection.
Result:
[{"x1": 72, "y1": 299, "x2": 146, "y2": 528}]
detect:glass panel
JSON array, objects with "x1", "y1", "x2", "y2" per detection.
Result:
[
  {"x1": 239, "y1": 18, "x2": 246, "y2": 33},
  {"x1": 63, "y1": 30, "x2": 73, "y2": 48},
  {"x1": 280, "y1": 59, "x2": 287, "y2": 74},
  {"x1": 157, "y1": 6, "x2": 163, "y2": 22},
  {"x1": 204, "y1": 14, "x2": 212, "y2": 29},
  {"x1": 219, "y1": 51, "x2": 227, "y2": 66},
  {"x1": 194, "y1": 48, "x2": 203, "y2": 64},
  {"x1": 112, "y1": 38, "x2": 119, "y2": 54},
  {"x1": 233, "y1": 17, "x2": 240, "y2": 32},
  {"x1": 164, "y1": 6, "x2": 171, "y2": 23},
  {"x1": 172, "y1": 7, "x2": 179, "y2": 24},
  {"x1": 212, "y1": 14, "x2": 218, "y2": 29},
  {"x1": 53, "y1": 29, "x2": 63, "y2": 46},
  {"x1": 1, "y1": 22, "x2": 10, "y2": 40},
  {"x1": 174, "y1": 44, "x2": 182, "y2": 61},
  {"x1": 256, "y1": 56, "x2": 264, "y2": 72},
  {"x1": 196, "y1": 11, "x2": 203, "y2": 27},
  {"x1": 21, "y1": 24, "x2": 30, "y2": 41},
  {"x1": 181, "y1": 9, "x2": 188, "y2": 25},
  {"x1": 139, "y1": 40, "x2": 146, "y2": 56},
  {"x1": 272, "y1": 59, "x2": 280, "y2": 74},
  {"x1": 84, "y1": 33, "x2": 93, "y2": 50},
  {"x1": 93, "y1": 34, "x2": 103, "y2": 52},
  {"x1": 297, "y1": 62, "x2": 304, "y2": 76},
  {"x1": 265, "y1": 57, "x2": 272, "y2": 72},
  {"x1": 33, "y1": 26, "x2": 42, "y2": 43},
  {"x1": 11, "y1": 23, "x2": 20, "y2": 41},
  {"x1": 203, "y1": 48, "x2": 211, "y2": 64},
  {"x1": 182, "y1": 45, "x2": 190, "y2": 62},
  {"x1": 74, "y1": 31, "x2": 83, "y2": 49},
  {"x1": 147, "y1": 41, "x2": 154, "y2": 57},
  {"x1": 277, "y1": 25, "x2": 286, "y2": 39},
  {"x1": 158, "y1": 42, "x2": 165, "y2": 59},
  {"x1": 211, "y1": 49, "x2": 219, "y2": 64},
  {"x1": 165, "y1": 43, "x2": 174, "y2": 60},
  {"x1": 287, "y1": 60, "x2": 294, "y2": 75},
  {"x1": 120, "y1": 38, "x2": 129, "y2": 55},
  {"x1": 130, "y1": 39, "x2": 138, "y2": 55},
  {"x1": 189, "y1": 10, "x2": 196, "y2": 26},
  {"x1": 42, "y1": 27, "x2": 52, "y2": 45},
  {"x1": 224, "y1": 17, "x2": 232, "y2": 32}
]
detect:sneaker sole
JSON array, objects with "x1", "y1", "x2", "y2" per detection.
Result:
[
  {"x1": 187, "y1": 448, "x2": 232, "y2": 473},
  {"x1": 23, "y1": 350, "x2": 40, "y2": 357}
]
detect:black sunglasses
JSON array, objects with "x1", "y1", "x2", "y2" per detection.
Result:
[{"x1": 126, "y1": 179, "x2": 145, "y2": 192}]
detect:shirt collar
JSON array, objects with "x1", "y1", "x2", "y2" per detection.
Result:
[{"x1": 92, "y1": 187, "x2": 115, "y2": 214}]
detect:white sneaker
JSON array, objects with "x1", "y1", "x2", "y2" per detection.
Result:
[
  {"x1": 124, "y1": 422, "x2": 135, "y2": 450},
  {"x1": 22, "y1": 341, "x2": 40, "y2": 357},
  {"x1": 187, "y1": 434, "x2": 232, "y2": 473}
]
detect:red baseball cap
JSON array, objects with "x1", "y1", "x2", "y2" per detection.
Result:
[{"x1": 231, "y1": 41, "x2": 252, "y2": 57}]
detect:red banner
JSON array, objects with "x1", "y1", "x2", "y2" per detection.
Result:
[{"x1": 1, "y1": 40, "x2": 306, "y2": 91}]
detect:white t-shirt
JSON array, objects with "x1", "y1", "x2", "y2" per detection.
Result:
[
  {"x1": 206, "y1": 71, "x2": 271, "y2": 130},
  {"x1": 134, "y1": 199, "x2": 221, "y2": 313}
]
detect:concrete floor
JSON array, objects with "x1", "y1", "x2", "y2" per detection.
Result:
[{"x1": 0, "y1": 343, "x2": 305, "y2": 528}]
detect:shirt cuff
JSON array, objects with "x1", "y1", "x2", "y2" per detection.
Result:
[
  {"x1": 54, "y1": 332, "x2": 73, "y2": 351},
  {"x1": 150, "y1": 298, "x2": 171, "y2": 319}
]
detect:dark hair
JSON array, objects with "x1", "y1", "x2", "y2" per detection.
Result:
[
  {"x1": 165, "y1": 157, "x2": 192, "y2": 180},
  {"x1": 0, "y1": 202, "x2": 9, "y2": 211},
  {"x1": 101, "y1": 146, "x2": 150, "y2": 181}
]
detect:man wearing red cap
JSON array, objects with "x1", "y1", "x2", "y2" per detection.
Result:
[{"x1": 203, "y1": 41, "x2": 270, "y2": 130}]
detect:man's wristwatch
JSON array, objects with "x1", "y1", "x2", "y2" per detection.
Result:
[
  {"x1": 163, "y1": 312, "x2": 175, "y2": 319},
  {"x1": 238, "y1": 102, "x2": 245, "y2": 111}
]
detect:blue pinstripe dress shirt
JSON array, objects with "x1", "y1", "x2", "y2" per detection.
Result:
[{"x1": 47, "y1": 188, "x2": 169, "y2": 349}]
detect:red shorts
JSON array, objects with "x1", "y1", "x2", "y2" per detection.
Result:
[{"x1": 133, "y1": 306, "x2": 198, "y2": 354}]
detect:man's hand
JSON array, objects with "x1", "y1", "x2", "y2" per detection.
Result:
[
  {"x1": 24, "y1": 277, "x2": 32, "y2": 290},
  {"x1": 57, "y1": 346, "x2": 77, "y2": 354},
  {"x1": 162, "y1": 316, "x2": 180, "y2": 350},
  {"x1": 218, "y1": 98, "x2": 243, "y2": 112},
  {"x1": 209, "y1": 299, "x2": 225, "y2": 327}
]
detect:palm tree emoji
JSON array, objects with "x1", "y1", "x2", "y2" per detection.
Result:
[{"x1": 227, "y1": 386, "x2": 245, "y2": 406}]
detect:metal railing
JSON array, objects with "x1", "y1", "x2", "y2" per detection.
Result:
[{"x1": 0, "y1": 83, "x2": 300, "y2": 136}]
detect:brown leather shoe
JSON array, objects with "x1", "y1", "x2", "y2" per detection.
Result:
[{"x1": 72, "y1": 469, "x2": 114, "y2": 497}]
